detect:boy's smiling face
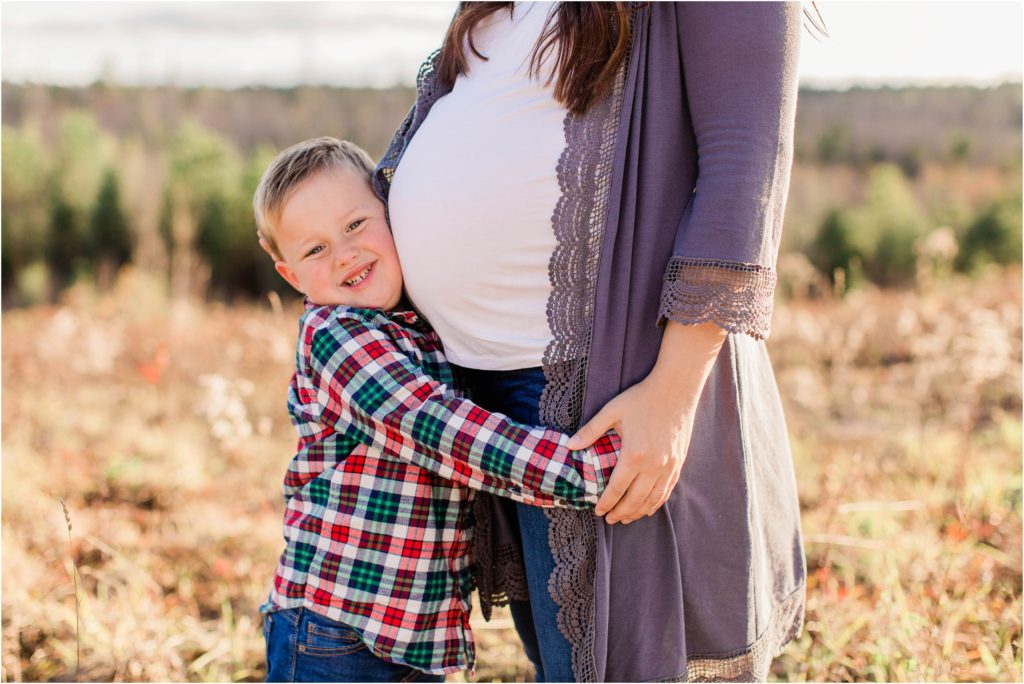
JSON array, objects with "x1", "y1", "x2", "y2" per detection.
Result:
[{"x1": 273, "y1": 167, "x2": 403, "y2": 310}]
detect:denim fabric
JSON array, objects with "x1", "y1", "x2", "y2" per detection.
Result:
[
  {"x1": 262, "y1": 608, "x2": 445, "y2": 683},
  {"x1": 454, "y1": 365, "x2": 575, "y2": 683}
]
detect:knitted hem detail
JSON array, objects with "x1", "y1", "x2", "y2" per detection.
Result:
[{"x1": 681, "y1": 585, "x2": 805, "y2": 683}]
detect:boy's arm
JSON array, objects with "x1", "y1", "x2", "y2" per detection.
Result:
[{"x1": 305, "y1": 315, "x2": 619, "y2": 508}]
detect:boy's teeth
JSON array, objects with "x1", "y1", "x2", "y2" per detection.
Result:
[{"x1": 345, "y1": 266, "x2": 372, "y2": 286}]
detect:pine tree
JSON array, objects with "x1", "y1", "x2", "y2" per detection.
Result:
[
  {"x1": 45, "y1": 192, "x2": 81, "y2": 292},
  {"x1": 89, "y1": 169, "x2": 133, "y2": 272}
]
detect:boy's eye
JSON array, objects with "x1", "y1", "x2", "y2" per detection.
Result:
[
  {"x1": 346, "y1": 219, "x2": 365, "y2": 233},
  {"x1": 305, "y1": 245, "x2": 324, "y2": 258}
]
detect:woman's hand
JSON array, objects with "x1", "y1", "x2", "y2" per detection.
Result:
[
  {"x1": 567, "y1": 320, "x2": 727, "y2": 524},
  {"x1": 570, "y1": 374, "x2": 695, "y2": 524}
]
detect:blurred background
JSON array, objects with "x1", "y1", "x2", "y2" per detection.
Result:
[{"x1": 1, "y1": 2, "x2": 1021, "y2": 682}]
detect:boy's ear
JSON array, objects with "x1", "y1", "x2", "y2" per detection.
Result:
[{"x1": 274, "y1": 261, "x2": 304, "y2": 294}]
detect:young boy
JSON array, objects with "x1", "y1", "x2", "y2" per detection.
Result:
[{"x1": 254, "y1": 137, "x2": 619, "y2": 682}]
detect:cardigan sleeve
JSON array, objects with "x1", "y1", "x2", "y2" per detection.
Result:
[{"x1": 659, "y1": 2, "x2": 802, "y2": 340}]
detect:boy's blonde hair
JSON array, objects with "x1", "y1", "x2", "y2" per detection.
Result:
[{"x1": 253, "y1": 137, "x2": 375, "y2": 261}]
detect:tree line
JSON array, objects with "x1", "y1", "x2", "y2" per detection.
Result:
[{"x1": 1, "y1": 82, "x2": 1020, "y2": 306}]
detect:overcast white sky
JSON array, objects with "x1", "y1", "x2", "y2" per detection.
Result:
[{"x1": 1, "y1": 1, "x2": 1021, "y2": 89}]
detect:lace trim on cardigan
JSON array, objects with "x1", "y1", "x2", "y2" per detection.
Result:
[
  {"x1": 470, "y1": 496, "x2": 530, "y2": 621},
  {"x1": 681, "y1": 585, "x2": 805, "y2": 683},
  {"x1": 659, "y1": 257, "x2": 778, "y2": 341},
  {"x1": 374, "y1": 49, "x2": 444, "y2": 200},
  {"x1": 545, "y1": 502, "x2": 600, "y2": 678},
  {"x1": 540, "y1": 9, "x2": 635, "y2": 680},
  {"x1": 539, "y1": 57, "x2": 626, "y2": 434}
]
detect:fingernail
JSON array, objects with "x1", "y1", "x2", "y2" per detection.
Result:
[{"x1": 567, "y1": 438, "x2": 580, "y2": 449}]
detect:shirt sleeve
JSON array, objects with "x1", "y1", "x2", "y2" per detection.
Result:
[
  {"x1": 304, "y1": 315, "x2": 619, "y2": 508},
  {"x1": 660, "y1": 2, "x2": 802, "y2": 340}
]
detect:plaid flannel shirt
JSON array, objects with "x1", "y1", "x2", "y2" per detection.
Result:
[{"x1": 267, "y1": 304, "x2": 619, "y2": 674}]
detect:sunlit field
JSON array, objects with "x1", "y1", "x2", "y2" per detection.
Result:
[{"x1": 2, "y1": 266, "x2": 1020, "y2": 682}]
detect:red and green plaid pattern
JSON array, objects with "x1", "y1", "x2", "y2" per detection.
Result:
[{"x1": 268, "y1": 305, "x2": 619, "y2": 674}]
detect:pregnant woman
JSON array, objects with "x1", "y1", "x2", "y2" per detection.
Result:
[{"x1": 376, "y1": 3, "x2": 806, "y2": 681}]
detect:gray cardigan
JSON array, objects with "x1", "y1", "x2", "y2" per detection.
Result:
[{"x1": 375, "y1": 3, "x2": 806, "y2": 681}]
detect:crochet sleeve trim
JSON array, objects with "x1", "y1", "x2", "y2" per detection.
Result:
[{"x1": 659, "y1": 256, "x2": 777, "y2": 340}]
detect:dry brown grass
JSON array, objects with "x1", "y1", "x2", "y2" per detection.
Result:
[{"x1": 2, "y1": 266, "x2": 1020, "y2": 682}]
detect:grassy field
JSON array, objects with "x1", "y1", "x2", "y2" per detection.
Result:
[{"x1": 2, "y1": 267, "x2": 1020, "y2": 682}]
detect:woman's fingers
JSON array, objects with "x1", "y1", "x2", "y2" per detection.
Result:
[
  {"x1": 604, "y1": 460, "x2": 682, "y2": 523},
  {"x1": 567, "y1": 405, "x2": 617, "y2": 450},
  {"x1": 652, "y1": 469, "x2": 681, "y2": 511},
  {"x1": 604, "y1": 472, "x2": 659, "y2": 524},
  {"x1": 644, "y1": 476, "x2": 675, "y2": 515},
  {"x1": 595, "y1": 464, "x2": 636, "y2": 516}
]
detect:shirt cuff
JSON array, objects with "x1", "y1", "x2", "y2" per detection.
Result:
[{"x1": 579, "y1": 431, "x2": 620, "y2": 502}]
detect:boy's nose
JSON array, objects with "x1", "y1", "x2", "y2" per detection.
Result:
[{"x1": 336, "y1": 244, "x2": 359, "y2": 266}]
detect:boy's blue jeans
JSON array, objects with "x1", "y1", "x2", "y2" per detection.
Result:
[
  {"x1": 454, "y1": 365, "x2": 576, "y2": 683},
  {"x1": 263, "y1": 608, "x2": 444, "y2": 683}
]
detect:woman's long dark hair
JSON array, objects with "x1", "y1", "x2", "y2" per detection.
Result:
[{"x1": 437, "y1": 2, "x2": 630, "y2": 117}]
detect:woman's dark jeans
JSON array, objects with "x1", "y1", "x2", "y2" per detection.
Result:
[{"x1": 454, "y1": 365, "x2": 576, "y2": 683}]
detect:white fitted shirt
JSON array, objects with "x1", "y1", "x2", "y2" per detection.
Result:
[{"x1": 388, "y1": 2, "x2": 565, "y2": 370}]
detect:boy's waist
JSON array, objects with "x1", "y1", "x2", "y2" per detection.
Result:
[
  {"x1": 276, "y1": 467, "x2": 477, "y2": 608},
  {"x1": 277, "y1": 516, "x2": 476, "y2": 568},
  {"x1": 266, "y1": 568, "x2": 475, "y2": 674}
]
